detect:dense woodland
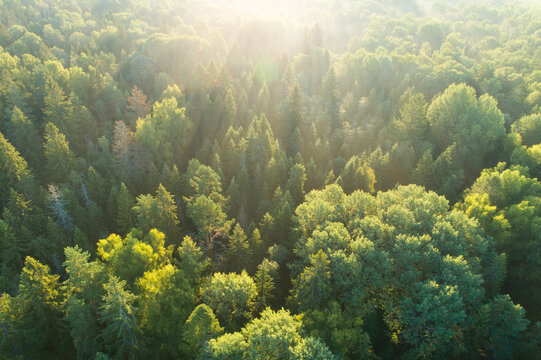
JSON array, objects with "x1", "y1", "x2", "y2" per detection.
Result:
[{"x1": 0, "y1": 0, "x2": 540, "y2": 359}]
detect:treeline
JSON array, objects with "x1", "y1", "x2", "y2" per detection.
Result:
[{"x1": 0, "y1": 0, "x2": 540, "y2": 359}]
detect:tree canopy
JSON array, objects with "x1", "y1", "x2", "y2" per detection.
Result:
[{"x1": 0, "y1": 0, "x2": 540, "y2": 358}]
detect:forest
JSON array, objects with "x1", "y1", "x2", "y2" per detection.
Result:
[{"x1": 0, "y1": 0, "x2": 540, "y2": 359}]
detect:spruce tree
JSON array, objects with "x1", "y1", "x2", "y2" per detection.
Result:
[
  {"x1": 43, "y1": 122, "x2": 76, "y2": 184},
  {"x1": 99, "y1": 277, "x2": 142, "y2": 360},
  {"x1": 116, "y1": 182, "x2": 135, "y2": 234}
]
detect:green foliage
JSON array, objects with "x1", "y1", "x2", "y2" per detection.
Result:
[
  {"x1": 226, "y1": 224, "x2": 251, "y2": 273},
  {"x1": 43, "y1": 79, "x2": 73, "y2": 133},
  {"x1": 460, "y1": 164, "x2": 541, "y2": 319},
  {"x1": 0, "y1": 257, "x2": 72, "y2": 359},
  {"x1": 427, "y1": 83, "x2": 505, "y2": 180},
  {"x1": 187, "y1": 194, "x2": 234, "y2": 261},
  {"x1": 254, "y1": 259, "x2": 278, "y2": 312},
  {"x1": 337, "y1": 156, "x2": 376, "y2": 194},
  {"x1": 182, "y1": 304, "x2": 224, "y2": 357},
  {"x1": 137, "y1": 264, "x2": 194, "y2": 357},
  {"x1": 177, "y1": 235, "x2": 209, "y2": 288},
  {"x1": 97, "y1": 229, "x2": 173, "y2": 285},
  {"x1": 201, "y1": 271, "x2": 257, "y2": 331},
  {"x1": 511, "y1": 113, "x2": 541, "y2": 146},
  {"x1": 303, "y1": 302, "x2": 373, "y2": 359},
  {"x1": 0, "y1": 132, "x2": 32, "y2": 208},
  {"x1": 282, "y1": 84, "x2": 305, "y2": 157},
  {"x1": 292, "y1": 184, "x2": 509, "y2": 358},
  {"x1": 99, "y1": 276, "x2": 142, "y2": 360},
  {"x1": 116, "y1": 182, "x2": 135, "y2": 234},
  {"x1": 202, "y1": 308, "x2": 337, "y2": 360},
  {"x1": 133, "y1": 184, "x2": 179, "y2": 240},
  {"x1": 481, "y1": 294, "x2": 529, "y2": 360},
  {"x1": 398, "y1": 280, "x2": 466, "y2": 358},
  {"x1": 201, "y1": 332, "x2": 246, "y2": 360},
  {"x1": 43, "y1": 122, "x2": 76, "y2": 184},
  {"x1": 291, "y1": 250, "x2": 332, "y2": 310},
  {"x1": 136, "y1": 97, "x2": 192, "y2": 168},
  {"x1": 64, "y1": 246, "x2": 107, "y2": 303},
  {"x1": 64, "y1": 247, "x2": 107, "y2": 359},
  {"x1": 0, "y1": 0, "x2": 538, "y2": 358},
  {"x1": 5, "y1": 107, "x2": 42, "y2": 166},
  {"x1": 185, "y1": 159, "x2": 226, "y2": 205},
  {"x1": 287, "y1": 163, "x2": 308, "y2": 205}
]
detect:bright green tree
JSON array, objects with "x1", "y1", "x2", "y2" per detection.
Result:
[
  {"x1": 135, "y1": 97, "x2": 192, "y2": 168},
  {"x1": 137, "y1": 264, "x2": 194, "y2": 357},
  {"x1": 201, "y1": 271, "x2": 257, "y2": 331},
  {"x1": 202, "y1": 308, "x2": 338, "y2": 360},
  {"x1": 97, "y1": 229, "x2": 173, "y2": 285},
  {"x1": 182, "y1": 304, "x2": 224, "y2": 357}
]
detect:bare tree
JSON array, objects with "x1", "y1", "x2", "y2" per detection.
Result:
[
  {"x1": 127, "y1": 85, "x2": 150, "y2": 128},
  {"x1": 46, "y1": 184, "x2": 73, "y2": 233}
]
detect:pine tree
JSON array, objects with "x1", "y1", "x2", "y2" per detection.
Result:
[
  {"x1": 0, "y1": 131, "x2": 32, "y2": 208},
  {"x1": 254, "y1": 259, "x2": 278, "y2": 312},
  {"x1": 155, "y1": 183, "x2": 179, "y2": 240},
  {"x1": 99, "y1": 277, "x2": 142, "y2": 360},
  {"x1": 5, "y1": 106, "x2": 42, "y2": 166},
  {"x1": 226, "y1": 224, "x2": 251, "y2": 273},
  {"x1": 43, "y1": 122, "x2": 76, "y2": 184},
  {"x1": 321, "y1": 67, "x2": 340, "y2": 131},
  {"x1": 68, "y1": 104, "x2": 98, "y2": 156},
  {"x1": 87, "y1": 166, "x2": 107, "y2": 209},
  {"x1": 43, "y1": 80, "x2": 73, "y2": 133},
  {"x1": 117, "y1": 183, "x2": 135, "y2": 234},
  {"x1": 133, "y1": 184, "x2": 179, "y2": 241},
  {"x1": 186, "y1": 195, "x2": 234, "y2": 262},
  {"x1": 282, "y1": 84, "x2": 305, "y2": 157},
  {"x1": 0, "y1": 217, "x2": 28, "y2": 278},
  {"x1": 177, "y1": 236, "x2": 209, "y2": 288},
  {"x1": 291, "y1": 250, "x2": 332, "y2": 310},
  {"x1": 2, "y1": 257, "x2": 73, "y2": 358},
  {"x1": 287, "y1": 163, "x2": 307, "y2": 206}
]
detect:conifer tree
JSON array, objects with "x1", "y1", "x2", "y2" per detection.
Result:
[
  {"x1": 0, "y1": 131, "x2": 32, "y2": 208},
  {"x1": 99, "y1": 277, "x2": 142, "y2": 360},
  {"x1": 6, "y1": 106, "x2": 42, "y2": 166},
  {"x1": 321, "y1": 67, "x2": 340, "y2": 131},
  {"x1": 287, "y1": 163, "x2": 307, "y2": 205},
  {"x1": 116, "y1": 182, "x2": 135, "y2": 234},
  {"x1": 43, "y1": 122, "x2": 76, "y2": 184},
  {"x1": 177, "y1": 236, "x2": 209, "y2": 288},
  {"x1": 282, "y1": 84, "x2": 305, "y2": 157},
  {"x1": 254, "y1": 258, "x2": 278, "y2": 312},
  {"x1": 127, "y1": 85, "x2": 150, "y2": 128},
  {"x1": 43, "y1": 80, "x2": 73, "y2": 133},
  {"x1": 133, "y1": 184, "x2": 179, "y2": 241},
  {"x1": 226, "y1": 223, "x2": 251, "y2": 273},
  {"x1": 291, "y1": 250, "x2": 332, "y2": 310},
  {"x1": 46, "y1": 184, "x2": 73, "y2": 234},
  {"x1": 0, "y1": 257, "x2": 72, "y2": 358}
]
